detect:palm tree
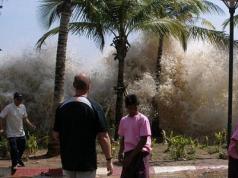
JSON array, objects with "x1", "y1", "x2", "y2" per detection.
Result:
[
  {"x1": 38, "y1": 0, "x2": 72, "y2": 119},
  {"x1": 154, "y1": 0, "x2": 229, "y2": 90},
  {"x1": 37, "y1": 0, "x2": 73, "y2": 156},
  {"x1": 91, "y1": 0, "x2": 187, "y2": 140},
  {"x1": 37, "y1": 0, "x2": 105, "y2": 110},
  {"x1": 37, "y1": 0, "x2": 105, "y2": 155},
  {"x1": 37, "y1": 0, "x2": 187, "y2": 140},
  {"x1": 150, "y1": 0, "x2": 232, "y2": 140}
]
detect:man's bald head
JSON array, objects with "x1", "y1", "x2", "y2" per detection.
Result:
[{"x1": 73, "y1": 73, "x2": 91, "y2": 91}]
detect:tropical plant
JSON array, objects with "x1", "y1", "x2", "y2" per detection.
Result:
[
  {"x1": 26, "y1": 133, "x2": 38, "y2": 156},
  {"x1": 167, "y1": 135, "x2": 197, "y2": 160},
  {"x1": 0, "y1": 137, "x2": 8, "y2": 158},
  {"x1": 203, "y1": 135, "x2": 209, "y2": 148},
  {"x1": 214, "y1": 130, "x2": 226, "y2": 152}
]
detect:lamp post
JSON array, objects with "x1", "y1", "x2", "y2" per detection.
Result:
[
  {"x1": 222, "y1": 0, "x2": 238, "y2": 148},
  {"x1": 0, "y1": 0, "x2": 3, "y2": 9}
]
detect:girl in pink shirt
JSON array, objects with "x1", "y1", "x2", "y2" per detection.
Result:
[
  {"x1": 118, "y1": 94, "x2": 151, "y2": 178},
  {"x1": 228, "y1": 122, "x2": 238, "y2": 178}
]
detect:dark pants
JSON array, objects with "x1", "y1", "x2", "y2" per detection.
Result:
[
  {"x1": 8, "y1": 136, "x2": 26, "y2": 167},
  {"x1": 228, "y1": 156, "x2": 238, "y2": 178},
  {"x1": 121, "y1": 150, "x2": 150, "y2": 178}
]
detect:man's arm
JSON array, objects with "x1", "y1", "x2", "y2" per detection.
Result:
[
  {"x1": 0, "y1": 120, "x2": 3, "y2": 134},
  {"x1": 97, "y1": 132, "x2": 113, "y2": 176},
  {"x1": 52, "y1": 131, "x2": 59, "y2": 141},
  {"x1": 23, "y1": 117, "x2": 36, "y2": 129},
  {"x1": 0, "y1": 106, "x2": 8, "y2": 134},
  {"x1": 118, "y1": 136, "x2": 124, "y2": 163}
]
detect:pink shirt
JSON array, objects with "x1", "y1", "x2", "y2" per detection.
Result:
[
  {"x1": 228, "y1": 124, "x2": 238, "y2": 159},
  {"x1": 118, "y1": 112, "x2": 152, "y2": 153}
]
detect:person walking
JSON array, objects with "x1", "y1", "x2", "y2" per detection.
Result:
[
  {"x1": 228, "y1": 121, "x2": 238, "y2": 178},
  {"x1": 0, "y1": 92, "x2": 35, "y2": 172},
  {"x1": 118, "y1": 94, "x2": 152, "y2": 178},
  {"x1": 53, "y1": 73, "x2": 113, "y2": 178}
]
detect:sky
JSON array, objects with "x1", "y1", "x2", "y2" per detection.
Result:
[{"x1": 0, "y1": 0, "x2": 237, "y2": 60}]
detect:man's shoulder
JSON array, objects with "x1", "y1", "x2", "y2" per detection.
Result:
[
  {"x1": 19, "y1": 104, "x2": 26, "y2": 109},
  {"x1": 87, "y1": 98, "x2": 102, "y2": 111},
  {"x1": 138, "y1": 113, "x2": 149, "y2": 121},
  {"x1": 4, "y1": 103, "x2": 13, "y2": 110},
  {"x1": 120, "y1": 115, "x2": 129, "y2": 122},
  {"x1": 59, "y1": 97, "x2": 92, "y2": 109}
]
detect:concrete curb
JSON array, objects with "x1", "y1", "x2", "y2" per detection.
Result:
[{"x1": 97, "y1": 165, "x2": 228, "y2": 176}]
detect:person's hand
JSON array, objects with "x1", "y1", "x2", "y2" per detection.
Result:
[
  {"x1": 118, "y1": 152, "x2": 124, "y2": 163},
  {"x1": 30, "y1": 124, "x2": 36, "y2": 130},
  {"x1": 106, "y1": 159, "x2": 113, "y2": 176},
  {"x1": 31, "y1": 124, "x2": 36, "y2": 130},
  {"x1": 0, "y1": 129, "x2": 4, "y2": 134}
]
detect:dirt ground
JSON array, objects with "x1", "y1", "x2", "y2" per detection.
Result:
[
  {"x1": 97, "y1": 143, "x2": 228, "y2": 167},
  {"x1": 0, "y1": 143, "x2": 228, "y2": 167}
]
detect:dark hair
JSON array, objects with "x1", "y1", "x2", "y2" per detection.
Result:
[
  {"x1": 73, "y1": 74, "x2": 90, "y2": 90},
  {"x1": 125, "y1": 94, "x2": 139, "y2": 107},
  {"x1": 13, "y1": 92, "x2": 23, "y2": 100}
]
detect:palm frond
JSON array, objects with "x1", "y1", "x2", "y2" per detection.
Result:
[
  {"x1": 200, "y1": 18, "x2": 216, "y2": 30},
  {"x1": 69, "y1": 22, "x2": 105, "y2": 50},
  {"x1": 203, "y1": 0, "x2": 224, "y2": 15},
  {"x1": 223, "y1": 14, "x2": 238, "y2": 30},
  {"x1": 38, "y1": 0, "x2": 64, "y2": 29},
  {"x1": 36, "y1": 21, "x2": 105, "y2": 50},
  {"x1": 188, "y1": 26, "x2": 233, "y2": 48},
  {"x1": 127, "y1": 0, "x2": 165, "y2": 29},
  {"x1": 71, "y1": 0, "x2": 100, "y2": 22},
  {"x1": 36, "y1": 27, "x2": 60, "y2": 49},
  {"x1": 136, "y1": 17, "x2": 187, "y2": 42},
  {"x1": 181, "y1": 32, "x2": 189, "y2": 51}
]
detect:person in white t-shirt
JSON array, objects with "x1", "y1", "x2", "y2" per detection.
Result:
[{"x1": 0, "y1": 92, "x2": 35, "y2": 173}]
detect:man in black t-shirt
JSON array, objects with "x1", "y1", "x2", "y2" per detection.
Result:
[{"x1": 53, "y1": 73, "x2": 113, "y2": 178}]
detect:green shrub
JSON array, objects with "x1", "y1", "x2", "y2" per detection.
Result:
[
  {"x1": 111, "y1": 140, "x2": 119, "y2": 158},
  {"x1": 214, "y1": 130, "x2": 226, "y2": 154},
  {"x1": 166, "y1": 134, "x2": 197, "y2": 160},
  {"x1": 26, "y1": 133, "x2": 38, "y2": 156},
  {"x1": 0, "y1": 137, "x2": 8, "y2": 158},
  {"x1": 37, "y1": 135, "x2": 49, "y2": 149}
]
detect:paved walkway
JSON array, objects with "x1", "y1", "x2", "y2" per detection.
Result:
[
  {"x1": 0, "y1": 155, "x2": 228, "y2": 177},
  {"x1": 0, "y1": 164, "x2": 228, "y2": 177}
]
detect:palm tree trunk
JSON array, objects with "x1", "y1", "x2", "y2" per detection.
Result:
[
  {"x1": 47, "y1": 0, "x2": 72, "y2": 156},
  {"x1": 155, "y1": 36, "x2": 163, "y2": 91},
  {"x1": 152, "y1": 36, "x2": 164, "y2": 143},
  {"x1": 114, "y1": 33, "x2": 128, "y2": 140}
]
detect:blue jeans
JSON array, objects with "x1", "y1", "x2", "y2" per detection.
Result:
[{"x1": 8, "y1": 136, "x2": 26, "y2": 166}]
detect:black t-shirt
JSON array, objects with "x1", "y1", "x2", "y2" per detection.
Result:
[{"x1": 53, "y1": 97, "x2": 107, "y2": 171}]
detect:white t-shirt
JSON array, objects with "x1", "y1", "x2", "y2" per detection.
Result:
[{"x1": 0, "y1": 103, "x2": 27, "y2": 138}]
